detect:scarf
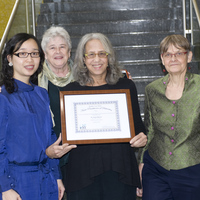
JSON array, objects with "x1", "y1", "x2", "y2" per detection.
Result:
[
  {"x1": 38, "y1": 59, "x2": 74, "y2": 126},
  {"x1": 38, "y1": 59, "x2": 74, "y2": 90}
]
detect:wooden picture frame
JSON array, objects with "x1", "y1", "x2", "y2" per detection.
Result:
[{"x1": 60, "y1": 89, "x2": 135, "y2": 144}]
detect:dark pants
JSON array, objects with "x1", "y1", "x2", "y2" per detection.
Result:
[
  {"x1": 67, "y1": 170, "x2": 136, "y2": 200},
  {"x1": 142, "y1": 151, "x2": 200, "y2": 200}
]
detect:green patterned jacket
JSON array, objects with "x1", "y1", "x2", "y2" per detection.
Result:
[{"x1": 141, "y1": 72, "x2": 200, "y2": 170}]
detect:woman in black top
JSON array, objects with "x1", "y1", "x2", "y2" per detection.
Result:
[
  {"x1": 62, "y1": 33, "x2": 147, "y2": 200},
  {"x1": 38, "y1": 26, "x2": 77, "y2": 166}
]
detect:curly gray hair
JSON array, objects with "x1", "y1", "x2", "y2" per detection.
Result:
[{"x1": 73, "y1": 33, "x2": 122, "y2": 86}]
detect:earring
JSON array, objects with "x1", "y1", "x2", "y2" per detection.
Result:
[
  {"x1": 83, "y1": 63, "x2": 87, "y2": 69},
  {"x1": 67, "y1": 58, "x2": 71, "y2": 65},
  {"x1": 8, "y1": 62, "x2": 13, "y2": 66}
]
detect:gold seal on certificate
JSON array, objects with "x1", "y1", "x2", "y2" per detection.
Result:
[{"x1": 60, "y1": 89, "x2": 135, "y2": 144}]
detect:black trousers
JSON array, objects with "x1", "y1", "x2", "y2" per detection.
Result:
[
  {"x1": 67, "y1": 170, "x2": 136, "y2": 200},
  {"x1": 142, "y1": 151, "x2": 200, "y2": 200}
]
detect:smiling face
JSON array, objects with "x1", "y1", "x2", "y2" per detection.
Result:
[
  {"x1": 84, "y1": 39, "x2": 108, "y2": 82},
  {"x1": 7, "y1": 38, "x2": 40, "y2": 84},
  {"x1": 161, "y1": 44, "x2": 192, "y2": 75},
  {"x1": 44, "y1": 36, "x2": 70, "y2": 72}
]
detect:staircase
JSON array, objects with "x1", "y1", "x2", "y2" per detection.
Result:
[{"x1": 36, "y1": 0, "x2": 200, "y2": 116}]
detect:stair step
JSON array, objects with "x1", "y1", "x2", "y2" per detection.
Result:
[
  {"x1": 115, "y1": 46, "x2": 160, "y2": 62},
  {"x1": 36, "y1": 19, "x2": 183, "y2": 40},
  {"x1": 120, "y1": 61, "x2": 164, "y2": 78},
  {"x1": 37, "y1": 8, "x2": 182, "y2": 25},
  {"x1": 68, "y1": 32, "x2": 184, "y2": 51},
  {"x1": 41, "y1": 0, "x2": 181, "y2": 13}
]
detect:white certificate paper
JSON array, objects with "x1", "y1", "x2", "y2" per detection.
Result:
[{"x1": 74, "y1": 101, "x2": 120, "y2": 132}]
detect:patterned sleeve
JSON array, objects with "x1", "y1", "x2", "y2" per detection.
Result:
[{"x1": 140, "y1": 86, "x2": 154, "y2": 163}]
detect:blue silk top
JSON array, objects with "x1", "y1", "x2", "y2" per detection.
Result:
[
  {"x1": 141, "y1": 72, "x2": 200, "y2": 170},
  {"x1": 0, "y1": 79, "x2": 60, "y2": 194}
]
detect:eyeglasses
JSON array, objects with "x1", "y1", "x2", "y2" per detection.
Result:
[
  {"x1": 14, "y1": 52, "x2": 40, "y2": 58},
  {"x1": 162, "y1": 52, "x2": 187, "y2": 59},
  {"x1": 84, "y1": 51, "x2": 109, "y2": 59}
]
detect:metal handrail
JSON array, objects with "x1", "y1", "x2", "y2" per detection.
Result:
[
  {"x1": 32, "y1": 0, "x2": 36, "y2": 36},
  {"x1": 0, "y1": 0, "x2": 20, "y2": 53},
  {"x1": 25, "y1": 0, "x2": 30, "y2": 34},
  {"x1": 192, "y1": 0, "x2": 200, "y2": 27},
  {"x1": 183, "y1": 0, "x2": 200, "y2": 44},
  {"x1": 191, "y1": 0, "x2": 200, "y2": 44},
  {"x1": 0, "y1": 0, "x2": 36, "y2": 54},
  {"x1": 183, "y1": 0, "x2": 188, "y2": 37}
]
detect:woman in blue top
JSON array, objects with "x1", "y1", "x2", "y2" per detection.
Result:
[{"x1": 0, "y1": 33, "x2": 65, "y2": 200}]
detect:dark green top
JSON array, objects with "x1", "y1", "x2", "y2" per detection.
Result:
[
  {"x1": 48, "y1": 80, "x2": 69, "y2": 167},
  {"x1": 141, "y1": 72, "x2": 200, "y2": 170}
]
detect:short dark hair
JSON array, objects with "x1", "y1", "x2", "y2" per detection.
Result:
[{"x1": 0, "y1": 33, "x2": 44, "y2": 93}]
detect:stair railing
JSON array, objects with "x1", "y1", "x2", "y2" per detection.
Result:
[
  {"x1": 191, "y1": 0, "x2": 200, "y2": 27},
  {"x1": 0, "y1": 0, "x2": 36, "y2": 54},
  {"x1": 183, "y1": 0, "x2": 200, "y2": 44},
  {"x1": 190, "y1": 0, "x2": 200, "y2": 44}
]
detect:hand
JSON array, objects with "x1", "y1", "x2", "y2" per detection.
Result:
[
  {"x1": 130, "y1": 132, "x2": 147, "y2": 148},
  {"x1": 136, "y1": 163, "x2": 144, "y2": 197},
  {"x1": 2, "y1": 189, "x2": 22, "y2": 200},
  {"x1": 46, "y1": 134, "x2": 77, "y2": 158},
  {"x1": 57, "y1": 179, "x2": 65, "y2": 200},
  {"x1": 136, "y1": 187, "x2": 143, "y2": 197},
  {"x1": 128, "y1": 71, "x2": 132, "y2": 80}
]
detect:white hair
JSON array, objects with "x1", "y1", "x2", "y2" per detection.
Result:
[{"x1": 41, "y1": 26, "x2": 72, "y2": 52}]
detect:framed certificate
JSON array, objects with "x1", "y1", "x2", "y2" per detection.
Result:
[{"x1": 60, "y1": 89, "x2": 135, "y2": 144}]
